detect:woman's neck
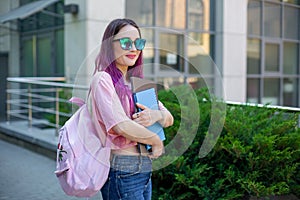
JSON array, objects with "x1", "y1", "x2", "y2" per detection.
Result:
[{"x1": 117, "y1": 65, "x2": 128, "y2": 77}]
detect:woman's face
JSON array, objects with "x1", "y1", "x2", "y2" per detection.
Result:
[{"x1": 113, "y1": 25, "x2": 141, "y2": 70}]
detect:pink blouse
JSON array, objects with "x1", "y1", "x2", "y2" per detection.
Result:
[{"x1": 90, "y1": 71, "x2": 168, "y2": 150}]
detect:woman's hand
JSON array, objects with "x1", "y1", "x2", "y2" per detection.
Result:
[
  {"x1": 131, "y1": 102, "x2": 171, "y2": 159},
  {"x1": 132, "y1": 103, "x2": 161, "y2": 127},
  {"x1": 149, "y1": 139, "x2": 164, "y2": 159}
]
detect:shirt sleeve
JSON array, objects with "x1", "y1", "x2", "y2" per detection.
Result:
[
  {"x1": 158, "y1": 100, "x2": 168, "y2": 112},
  {"x1": 91, "y1": 72, "x2": 131, "y2": 133}
]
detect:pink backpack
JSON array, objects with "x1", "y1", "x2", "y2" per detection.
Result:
[{"x1": 54, "y1": 97, "x2": 110, "y2": 198}]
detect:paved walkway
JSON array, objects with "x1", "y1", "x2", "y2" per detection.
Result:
[{"x1": 0, "y1": 139, "x2": 102, "y2": 200}]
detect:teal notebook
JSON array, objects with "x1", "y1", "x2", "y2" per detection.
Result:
[{"x1": 132, "y1": 87, "x2": 165, "y2": 150}]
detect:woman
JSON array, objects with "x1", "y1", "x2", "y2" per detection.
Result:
[{"x1": 90, "y1": 18, "x2": 173, "y2": 200}]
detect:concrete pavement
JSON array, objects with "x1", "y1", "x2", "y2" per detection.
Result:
[{"x1": 0, "y1": 139, "x2": 102, "y2": 200}]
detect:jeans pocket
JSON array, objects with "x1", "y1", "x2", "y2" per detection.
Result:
[
  {"x1": 117, "y1": 172, "x2": 152, "y2": 200},
  {"x1": 119, "y1": 170, "x2": 139, "y2": 178}
]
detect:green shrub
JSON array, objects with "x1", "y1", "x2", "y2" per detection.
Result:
[
  {"x1": 44, "y1": 89, "x2": 72, "y2": 127},
  {"x1": 153, "y1": 87, "x2": 300, "y2": 200}
]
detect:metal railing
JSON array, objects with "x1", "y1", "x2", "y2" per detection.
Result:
[
  {"x1": 226, "y1": 100, "x2": 300, "y2": 128},
  {"x1": 5, "y1": 77, "x2": 300, "y2": 137},
  {"x1": 6, "y1": 77, "x2": 89, "y2": 135}
]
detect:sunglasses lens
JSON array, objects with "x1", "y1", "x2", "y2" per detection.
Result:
[
  {"x1": 117, "y1": 38, "x2": 146, "y2": 50},
  {"x1": 119, "y1": 38, "x2": 132, "y2": 50},
  {"x1": 135, "y1": 39, "x2": 146, "y2": 50}
]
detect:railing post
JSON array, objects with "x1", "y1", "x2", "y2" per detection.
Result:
[
  {"x1": 6, "y1": 81, "x2": 10, "y2": 124},
  {"x1": 55, "y1": 88, "x2": 60, "y2": 136},
  {"x1": 28, "y1": 84, "x2": 32, "y2": 128}
]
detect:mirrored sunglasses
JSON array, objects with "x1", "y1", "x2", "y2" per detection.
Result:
[{"x1": 113, "y1": 37, "x2": 146, "y2": 51}]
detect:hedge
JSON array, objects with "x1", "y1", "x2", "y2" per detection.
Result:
[{"x1": 152, "y1": 87, "x2": 300, "y2": 200}]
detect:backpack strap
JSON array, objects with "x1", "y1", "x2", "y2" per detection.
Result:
[
  {"x1": 69, "y1": 87, "x2": 92, "y2": 107},
  {"x1": 137, "y1": 143, "x2": 142, "y2": 154},
  {"x1": 69, "y1": 97, "x2": 85, "y2": 107}
]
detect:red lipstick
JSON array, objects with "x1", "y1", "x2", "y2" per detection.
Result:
[{"x1": 126, "y1": 54, "x2": 136, "y2": 59}]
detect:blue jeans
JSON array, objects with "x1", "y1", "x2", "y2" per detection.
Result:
[{"x1": 101, "y1": 154, "x2": 152, "y2": 200}]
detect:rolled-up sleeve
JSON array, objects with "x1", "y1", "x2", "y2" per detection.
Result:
[{"x1": 158, "y1": 100, "x2": 168, "y2": 112}]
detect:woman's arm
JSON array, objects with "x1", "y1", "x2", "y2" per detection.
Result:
[
  {"x1": 132, "y1": 103, "x2": 174, "y2": 128},
  {"x1": 112, "y1": 120, "x2": 164, "y2": 158},
  {"x1": 90, "y1": 72, "x2": 166, "y2": 158}
]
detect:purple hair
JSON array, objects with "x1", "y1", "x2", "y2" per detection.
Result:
[{"x1": 94, "y1": 18, "x2": 144, "y2": 117}]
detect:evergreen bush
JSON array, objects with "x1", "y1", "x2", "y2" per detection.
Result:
[{"x1": 153, "y1": 87, "x2": 300, "y2": 200}]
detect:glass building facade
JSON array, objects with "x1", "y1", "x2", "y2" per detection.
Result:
[
  {"x1": 126, "y1": 0, "x2": 216, "y2": 90},
  {"x1": 19, "y1": 0, "x2": 65, "y2": 77},
  {"x1": 125, "y1": 0, "x2": 300, "y2": 106},
  {"x1": 2, "y1": 0, "x2": 299, "y2": 107},
  {"x1": 247, "y1": 0, "x2": 300, "y2": 107}
]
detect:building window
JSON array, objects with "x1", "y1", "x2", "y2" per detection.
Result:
[
  {"x1": 248, "y1": 0, "x2": 261, "y2": 36},
  {"x1": 247, "y1": 39, "x2": 261, "y2": 74},
  {"x1": 283, "y1": 0, "x2": 300, "y2": 5},
  {"x1": 263, "y1": 78, "x2": 280, "y2": 105},
  {"x1": 125, "y1": 0, "x2": 154, "y2": 26},
  {"x1": 247, "y1": 78, "x2": 260, "y2": 103},
  {"x1": 283, "y1": 42, "x2": 298, "y2": 74},
  {"x1": 188, "y1": 0, "x2": 204, "y2": 30},
  {"x1": 126, "y1": 0, "x2": 215, "y2": 90},
  {"x1": 264, "y1": 2, "x2": 281, "y2": 38},
  {"x1": 188, "y1": 33, "x2": 214, "y2": 75},
  {"x1": 158, "y1": 33, "x2": 184, "y2": 72},
  {"x1": 247, "y1": 0, "x2": 300, "y2": 107},
  {"x1": 19, "y1": 0, "x2": 64, "y2": 77},
  {"x1": 284, "y1": 5, "x2": 300, "y2": 40},
  {"x1": 265, "y1": 42, "x2": 280, "y2": 72},
  {"x1": 21, "y1": 37, "x2": 34, "y2": 76},
  {"x1": 156, "y1": 0, "x2": 186, "y2": 29},
  {"x1": 283, "y1": 78, "x2": 298, "y2": 106}
]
